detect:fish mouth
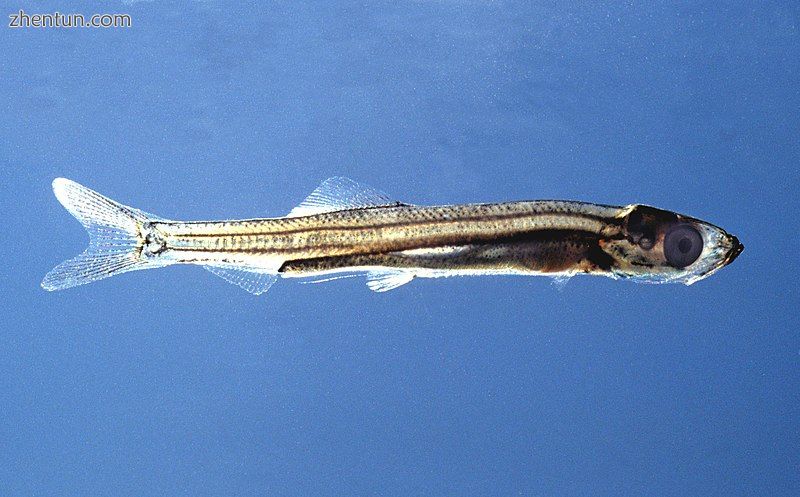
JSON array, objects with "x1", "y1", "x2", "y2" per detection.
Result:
[
  {"x1": 723, "y1": 235, "x2": 744, "y2": 266},
  {"x1": 683, "y1": 233, "x2": 743, "y2": 285}
]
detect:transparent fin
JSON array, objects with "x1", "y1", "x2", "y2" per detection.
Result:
[
  {"x1": 286, "y1": 177, "x2": 408, "y2": 217},
  {"x1": 41, "y1": 178, "x2": 169, "y2": 291},
  {"x1": 365, "y1": 270, "x2": 415, "y2": 292},
  {"x1": 204, "y1": 265, "x2": 278, "y2": 295},
  {"x1": 300, "y1": 273, "x2": 362, "y2": 284},
  {"x1": 551, "y1": 275, "x2": 571, "y2": 292}
]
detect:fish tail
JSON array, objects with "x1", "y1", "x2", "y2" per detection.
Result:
[{"x1": 41, "y1": 178, "x2": 171, "y2": 291}]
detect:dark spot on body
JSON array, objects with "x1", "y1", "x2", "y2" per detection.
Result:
[{"x1": 588, "y1": 241, "x2": 614, "y2": 271}]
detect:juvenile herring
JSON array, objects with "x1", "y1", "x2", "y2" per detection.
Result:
[{"x1": 42, "y1": 177, "x2": 743, "y2": 295}]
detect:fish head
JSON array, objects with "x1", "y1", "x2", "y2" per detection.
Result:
[{"x1": 600, "y1": 204, "x2": 743, "y2": 285}]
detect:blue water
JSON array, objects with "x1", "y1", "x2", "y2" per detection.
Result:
[{"x1": 2, "y1": 2, "x2": 798, "y2": 495}]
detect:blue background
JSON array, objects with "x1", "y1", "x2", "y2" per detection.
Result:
[{"x1": 2, "y1": 1, "x2": 798, "y2": 495}]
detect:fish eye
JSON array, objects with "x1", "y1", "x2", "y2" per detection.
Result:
[{"x1": 664, "y1": 224, "x2": 703, "y2": 268}]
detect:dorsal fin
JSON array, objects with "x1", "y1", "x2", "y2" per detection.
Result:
[{"x1": 286, "y1": 177, "x2": 408, "y2": 217}]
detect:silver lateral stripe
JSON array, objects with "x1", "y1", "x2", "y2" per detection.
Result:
[{"x1": 42, "y1": 176, "x2": 743, "y2": 295}]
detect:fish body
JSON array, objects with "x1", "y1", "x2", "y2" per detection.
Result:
[{"x1": 42, "y1": 178, "x2": 743, "y2": 295}]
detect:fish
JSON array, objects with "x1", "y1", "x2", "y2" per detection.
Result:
[{"x1": 41, "y1": 177, "x2": 743, "y2": 295}]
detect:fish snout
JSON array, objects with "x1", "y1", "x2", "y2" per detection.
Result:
[{"x1": 724, "y1": 235, "x2": 744, "y2": 266}]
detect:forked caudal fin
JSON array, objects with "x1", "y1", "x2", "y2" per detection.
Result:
[
  {"x1": 42, "y1": 176, "x2": 415, "y2": 295},
  {"x1": 41, "y1": 178, "x2": 171, "y2": 291}
]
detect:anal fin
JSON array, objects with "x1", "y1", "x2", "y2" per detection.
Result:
[{"x1": 204, "y1": 265, "x2": 278, "y2": 295}]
